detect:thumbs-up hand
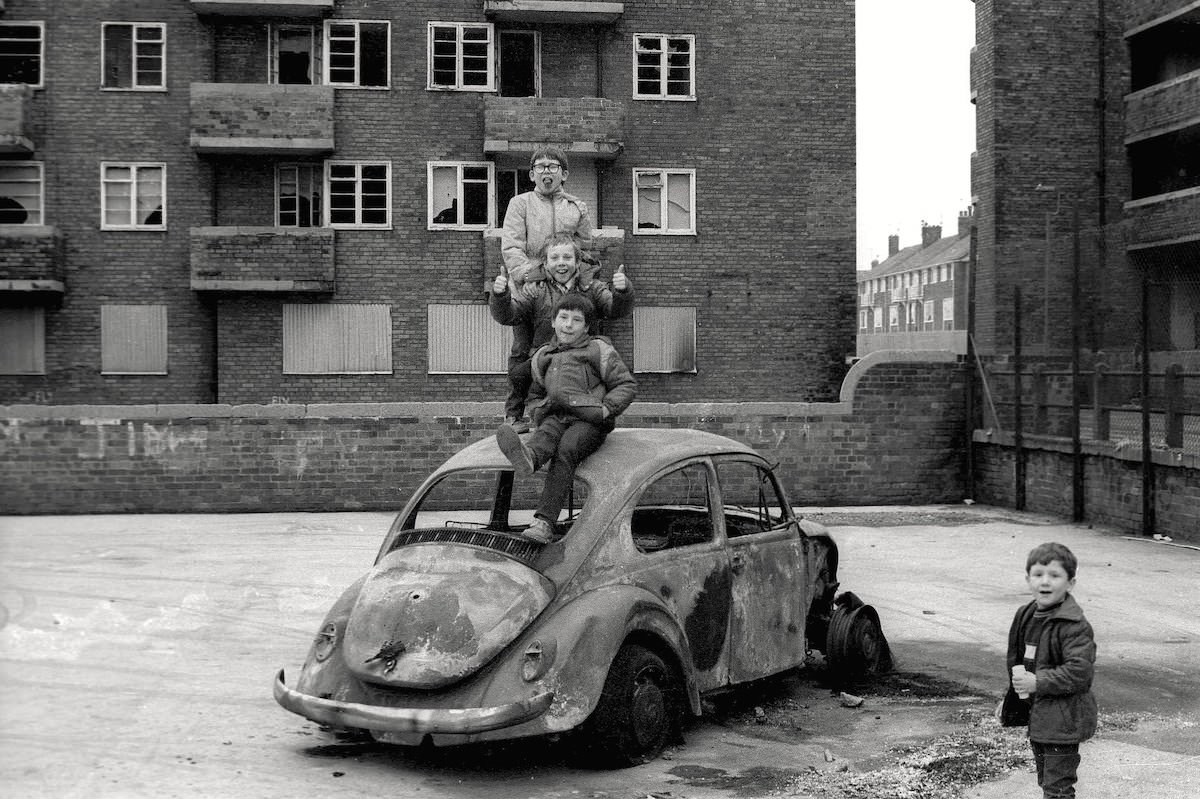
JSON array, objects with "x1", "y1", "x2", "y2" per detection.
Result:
[
  {"x1": 493, "y1": 263, "x2": 509, "y2": 294},
  {"x1": 612, "y1": 264, "x2": 629, "y2": 292}
]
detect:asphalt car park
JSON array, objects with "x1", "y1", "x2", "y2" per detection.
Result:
[{"x1": 1, "y1": 500, "x2": 1197, "y2": 797}]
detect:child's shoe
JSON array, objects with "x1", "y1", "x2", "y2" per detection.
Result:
[
  {"x1": 523, "y1": 518, "x2": 555, "y2": 544},
  {"x1": 496, "y1": 423, "x2": 536, "y2": 477}
]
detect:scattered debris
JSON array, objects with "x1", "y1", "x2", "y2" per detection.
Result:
[
  {"x1": 839, "y1": 692, "x2": 864, "y2": 708},
  {"x1": 824, "y1": 748, "x2": 836, "y2": 762},
  {"x1": 754, "y1": 706, "x2": 767, "y2": 724}
]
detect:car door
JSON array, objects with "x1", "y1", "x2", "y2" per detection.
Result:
[
  {"x1": 714, "y1": 456, "x2": 809, "y2": 684},
  {"x1": 623, "y1": 458, "x2": 731, "y2": 693}
]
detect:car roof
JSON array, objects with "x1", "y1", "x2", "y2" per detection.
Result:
[{"x1": 436, "y1": 427, "x2": 761, "y2": 487}]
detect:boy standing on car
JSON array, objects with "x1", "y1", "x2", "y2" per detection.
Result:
[{"x1": 495, "y1": 294, "x2": 635, "y2": 544}]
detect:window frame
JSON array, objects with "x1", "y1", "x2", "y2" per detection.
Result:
[
  {"x1": 923, "y1": 299, "x2": 935, "y2": 325},
  {"x1": 0, "y1": 306, "x2": 45, "y2": 375},
  {"x1": 0, "y1": 20, "x2": 45, "y2": 88},
  {"x1": 283, "y1": 303, "x2": 393, "y2": 375},
  {"x1": 100, "y1": 162, "x2": 166, "y2": 231},
  {"x1": 324, "y1": 160, "x2": 391, "y2": 229},
  {"x1": 0, "y1": 160, "x2": 44, "y2": 225},
  {"x1": 269, "y1": 23, "x2": 321, "y2": 85},
  {"x1": 427, "y1": 21, "x2": 496, "y2": 92},
  {"x1": 275, "y1": 163, "x2": 323, "y2": 227},
  {"x1": 100, "y1": 21, "x2": 166, "y2": 91},
  {"x1": 323, "y1": 19, "x2": 390, "y2": 89},
  {"x1": 633, "y1": 167, "x2": 696, "y2": 235},
  {"x1": 632, "y1": 33, "x2": 696, "y2": 101},
  {"x1": 427, "y1": 161, "x2": 496, "y2": 231},
  {"x1": 427, "y1": 304, "x2": 512, "y2": 374}
]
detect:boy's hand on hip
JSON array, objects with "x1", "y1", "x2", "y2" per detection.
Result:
[
  {"x1": 493, "y1": 263, "x2": 509, "y2": 294},
  {"x1": 612, "y1": 264, "x2": 628, "y2": 291}
]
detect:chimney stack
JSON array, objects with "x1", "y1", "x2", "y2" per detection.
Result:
[
  {"x1": 958, "y1": 206, "x2": 975, "y2": 238},
  {"x1": 887, "y1": 234, "x2": 900, "y2": 257},
  {"x1": 921, "y1": 222, "x2": 941, "y2": 249}
]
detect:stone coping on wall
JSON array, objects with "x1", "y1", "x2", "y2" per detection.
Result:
[{"x1": 973, "y1": 429, "x2": 1200, "y2": 470}]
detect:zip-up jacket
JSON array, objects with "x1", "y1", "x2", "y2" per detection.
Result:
[
  {"x1": 1006, "y1": 594, "x2": 1098, "y2": 744},
  {"x1": 527, "y1": 335, "x2": 636, "y2": 428},
  {"x1": 501, "y1": 189, "x2": 593, "y2": 286},
  {"x1": 488, "y1": 277, "x2": 634, "y2": 354}
]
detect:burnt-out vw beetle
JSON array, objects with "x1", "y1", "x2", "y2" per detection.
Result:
[{"x1": 274, "y1": 428, "x2": 890, "y2": 766}]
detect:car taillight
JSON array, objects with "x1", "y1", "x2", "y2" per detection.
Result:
[{"x1": 520, "y1": 639, "x2": 557, "y2": 682}]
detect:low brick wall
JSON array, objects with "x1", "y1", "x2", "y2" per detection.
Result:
[
  {"x1": 971, "y1": 433, "x2": 1200, "y2": 542},
  {"x1": 0, "y1": 352, "x2": 968, "y2": 514}
]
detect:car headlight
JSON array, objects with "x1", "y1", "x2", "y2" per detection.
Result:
[
  {"x1": 313, "y1": 621, "x2": 340, "y2": 663},
  {"x1": 520, "y1": 639, "x2": 557, "y2": 682}
]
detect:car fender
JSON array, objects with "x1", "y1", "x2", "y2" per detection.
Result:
[{"x1": 507, "y1": 582, "x2": 700, "y2": 732}]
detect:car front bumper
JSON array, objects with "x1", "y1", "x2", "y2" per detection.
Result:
[{"x1": 273, "y1": 669, "x2": 554, "y2": 735}]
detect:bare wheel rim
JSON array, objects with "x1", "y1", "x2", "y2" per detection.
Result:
[
  {"x1": 849, "y1": 610, "x2": 884, "y2": 673},
  {"x1": 629, "y1": 663, "x2": 668, "y2": 748}
]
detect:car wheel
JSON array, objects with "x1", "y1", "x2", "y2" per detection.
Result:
[
  {"x1": 825, "y1": 595, "x2": 893, "y2": 683},
  {"x1": 577, "y1": 643, "x2": 681, "y2": 768}
]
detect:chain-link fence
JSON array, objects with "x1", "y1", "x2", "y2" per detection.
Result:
[{"x1": 971, "y1": 220, "x2": 1200, "y2": 534}]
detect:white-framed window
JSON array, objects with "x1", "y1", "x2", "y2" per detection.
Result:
[
  {"x1": 906, "y1": 301, "x2": 917, "y2": 326},
  {"x1": 0, "y1": 307, "x2": 45, "y2": 375},
  {"x1": 283, "y1": 304, "x2": 392, "y2": 374},
  {"x1": 858, "y1": 309, "x2": 868, "y2": 331},
  {"x1": 634, "y1": 168, "x2": 695, "y2": 234},
  {"x1": 101, "y1": 162, "x2": 165, "y2": 230},
  {"x1": 101, "y1": 305, "x2": 168, "y2": 374},
  {"x1": 633, "y1": 34, "x2": 695, "y2": 100},
  {"x1": 324, "y1": 20, "x2": 389, "y2": 88},
  {"x1": 923, "y1": 299, "x2": 935, "y2": 324},
  {"x1": 498, "y1": 28, "x2": 539, "y2": 97},
  {"x1": 428, "y1": 161, "x2": 494, "y2": 230},
  {"x1": 942, "y1": 297, "x2": 955, "y2": 329},
  {"x1": 428, "y1": 22, "x2": 495, "y2": 91},
  {"x1": 873, "y1": 306, "x2": 883, "y2": 329},
  {"x1": 276, "y1": 164, "x2": 322, "y2": 227},
  {"x1": 888, "y1": 305, "x2": 899, "y2": 329},
  {"x1": 325, "y1": 160, "x2": 390, "y2": 228},
  {"x1": 427, "y1": 304, "x2": 512, "y2": 374},
  {"x1": 101, "y1": 22, "x2": 165, "y2": 90},
  {"x1": 0, "y1": 161, "x2": 43, "y2": 224},
  {"x1": 0, "y1": 21, "x2": 44, "y2": 87},
  {"x1": 270, "y1": 24, "x2": 321, "y2": 85},
  {"x1": 634, "y1": 306, "x2": 696, "y2": 373}
]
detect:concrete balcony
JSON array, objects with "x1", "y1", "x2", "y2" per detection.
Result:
[
  {"x1": 1124, "y1": 2, "x2": 1200, "y2": 35},
  {"x1": 0, "y1": 83, "x2": 35, "y2": 154},
  {"x1": 190, "y1": 83, "x2": 334, "y2": 155},
  {"x1": 0, "y1": 225, "x2": 66, "y2": 297},
  {"x1": 1123, "y1": 188, "x2": 1200, "y2": 249},
  {"x1": 1124, "y1": 70, "x2": 1200, "y2": 143},
  {"x1": 189, "y1": 0, "x2": 333, "y2": 16},
  {"x1": 190, "y1": 226, "x2": 335, "y2": 292},
  {"x1": 483, "y1": 1, "x2": 623, "y2": 24},
  {"x1": 483, "y1": 97, "x2": 625, "y2": 159}
]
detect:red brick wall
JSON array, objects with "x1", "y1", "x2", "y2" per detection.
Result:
[{"x1": 0, "y1": 354, "x2": 968, "y2": 514}]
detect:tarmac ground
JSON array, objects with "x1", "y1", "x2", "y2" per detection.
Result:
[{"x1": 1, "y1": 504, "x2": 1197, "y2": 798}]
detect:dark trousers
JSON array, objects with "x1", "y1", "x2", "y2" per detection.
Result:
[
  {"x1": 525, "y1": 414, "x2": 608, "y2": 523},
  {"x1": 505, "y1": 356, "x2": 533, "y2": 418},
  {"x1": 1031, "y1": 741, "x2": 1080, "y2": 799}
]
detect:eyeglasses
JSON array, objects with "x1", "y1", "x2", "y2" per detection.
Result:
[{"x1": 531, "y1": 163, "x2": 563, "y2": 173}]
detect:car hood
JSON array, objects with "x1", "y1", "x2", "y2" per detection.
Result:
[{"x1": 343, "y1": 543, "x2": 555, "y2": 689}]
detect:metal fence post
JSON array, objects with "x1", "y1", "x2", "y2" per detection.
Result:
[{"x1": 1165, "y1": 363, "x2": 1183, "y2": 449}]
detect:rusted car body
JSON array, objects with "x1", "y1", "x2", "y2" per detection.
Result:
[{"x1": 275, "y1": 428, "x2": 889, "y2": 765}]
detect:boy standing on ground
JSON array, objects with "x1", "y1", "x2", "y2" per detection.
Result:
[
  {"x1": 1008, "y1": 541, "x2": 1098, "y2": 799},
  {"x1": 495, "y1": 294, "x2": 636, "y2": 544},
  {"x1": 499, "y1": 147, "x2": 594, "y2": 430},
  {"x1": 490, "y1": 231, "x2": 632, "y2": 420}
]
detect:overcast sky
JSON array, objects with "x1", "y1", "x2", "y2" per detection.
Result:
[{"x1": 856, "y1": 0, "x2": 976, "y2": 271}]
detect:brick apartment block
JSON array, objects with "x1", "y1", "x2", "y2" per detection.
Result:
[{"x1": 0, "y1": 1, "x2": 856, "y2": 405}]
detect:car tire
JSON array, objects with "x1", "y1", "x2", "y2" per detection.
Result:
[
  {"x1": 825, "y1": 596, "x2": 893, "y2": 684},
  {"x1": 576, "y1": 643, "x2": 681, "y2": 768}
]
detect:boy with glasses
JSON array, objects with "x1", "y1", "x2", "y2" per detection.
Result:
[{"x1": 499, "y1": 147, "x2": 598, "y2": 430}]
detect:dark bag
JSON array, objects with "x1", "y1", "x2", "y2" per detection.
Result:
[{"x1": 997, "y1": 686, "x2": 1030, "y2": 727}]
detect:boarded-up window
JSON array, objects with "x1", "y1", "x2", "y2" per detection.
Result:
[
  {"x1": 428, "y1": 304, "x2": 511, "y2": 373},
  {"x1": 101, "y1": 304, "x2": 168, "y2": 374},
  {"x1": 0, "y1": 306, "x2": 45, "y2": 375},
  {"x1": 634, "y1": 306, "x2": 696, "y2": 373},
  {"x1": 283, "y1": 304, "x2": 391, "y2": 374}
]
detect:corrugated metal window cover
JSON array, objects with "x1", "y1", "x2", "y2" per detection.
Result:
[
  {"x1": 0, "y1": 307, "x2": 45, "y2": 375},
  {"x1": 428, "y1": 304, "x2": 511, "y2": 374},
  {"x1": 634, "y1": 306, "x2": 696, "y2": 373},
  {"x1": 283, "y1": 304, "x2": 392, "y2": 374},
  {"x1": 101, "y1": 304, "x2": 168, "y2": 374}
]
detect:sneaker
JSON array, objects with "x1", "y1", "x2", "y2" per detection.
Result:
[
  {"x1": 504, "y1": 416, "x2": 531, "y2": 434},
  {"x1": 523, "y1": 518, "x2": 555, "y2": 544},
  {"x1": 496, "y1": 423, "x2": 536, "y2": 477}
]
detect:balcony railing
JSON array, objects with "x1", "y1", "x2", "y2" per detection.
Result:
[
  {"x1": 190, "y1": 226, "x2": 335, "y2": 292},
  {"x1": 190, "y1": 83, "x2": 334, "y2": 155},
  {"x1": 1124, "y1": 70, "x2": 1200, "y2": 143},
  {"x1": 1124, "y1": 188, "x2": 1200, "y2": 247},
  {"x1": 483, "y1": 97, "x2": 625, "y2": 159},
  {"x1": 483, "y1": 1, "x2": 624, "y2": 24},
  {"x1": 0, "y1": 225, "x2": 65, "y2": 296},
  {"x1": 189, "y1": 0, "x2": 333, "y2": 16},
  {"x1": 0, "y1": 83, "x2": 34, "y2": 154}
]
